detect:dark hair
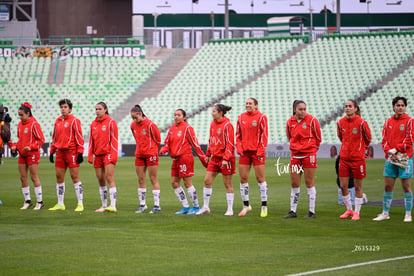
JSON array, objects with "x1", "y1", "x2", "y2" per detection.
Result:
[
  {"x1": 214, "y1": 104, "x2": 232, "y2": 116},
  {"x1": 19, "y1": 105, "x2": 32, "y2": 117},
  {"x1": 59, "y1": 98, "x2": 73, "y2": 109},
  {"x1": 130, "y1": 104, "x2": 146, "y2": 118},
  {"x1": 292, "y1": 100, "x2": 305, "y2": 115},
  {"x1": 96, "y1": 102, "x2": 109, "y2": 114},
  {"x1": 346, "y1": 99, "x2": 361, "y2": 116},
  {"x1": 392, "y1": 96, "x2": 407, "y2": 107},
  {"x1": 175, "y1": 109, "x2": 187, "y2": 122},
  {"x1": 248, "y1": 98, "x2": 258, "y2": 105}
]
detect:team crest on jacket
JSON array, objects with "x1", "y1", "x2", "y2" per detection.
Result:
[
  {"x1": 142, "y1": 129, "x2": 147, "y2": 135},
  {"x1": 302, "y1": 123, "x2": 307, "y2": 129},
  {"x1": 64, "y1": 122, "x2": 69, "y2": 128},
  {"x1": 400, "y1": 124, "x2": 405, "y2": 131},
  {"x1": 102, "y1": 125, "x2": 107, "y2": 131},
  {"x1": 217, "y1": 128, "x2": 221, "y2": 135},
  {"x1": 177, "y1": 130, "x2": 182, "y2": 137},
  {"x1": 352, "y1": 128, "x2": 358, "y2": 134},
  {"x1": 252, "y1": 120, "x2": 257, "y2": 127},
  {"x1": 24, "y1": 128, "x2": 28, "y2": 134}
]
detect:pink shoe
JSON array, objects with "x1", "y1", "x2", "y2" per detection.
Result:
[
  {"x1": 339, "y1": 209, "x2": 354, "y2": 219},
  {"x1": 351, "y1": 213, "x2": 360, "y2": 221}
]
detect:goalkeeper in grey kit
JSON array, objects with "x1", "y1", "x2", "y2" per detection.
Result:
[{"x1": 373, "y1": 96, "x2": 413, "y2": 222}]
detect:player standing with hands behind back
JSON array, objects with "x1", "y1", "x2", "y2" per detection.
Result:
[
  {"x1": 48, "y1": 99, "x2": 85, "y2": 212},
  {"x1": 337, "y1": 100, "x2": 371, "y2": 221},
  {"x1": 89, "y1": 102, "x2": 119, "y2": 213},
  {"x1": 236, "y1": 98, "x2": 269, "y2": 218},
  {"x1": 285, "y1": 100, "x2": 321, "y2": 219}
]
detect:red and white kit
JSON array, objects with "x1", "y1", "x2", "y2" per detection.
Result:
[
  {"x1": 88, "y1": 114, "x2": 118, "y2": 166},
  {"x1": 50, "y1": 114, "x2": 84, "y2": 168},
  {"x1": 206, "y1": 117, "x2": 235, "y2": 175},
  {"x1": 131, "y1": 117, "x2": 161, "y2": 166},
  {"x1": 9, "y1": 116, "x2": 45, "y2": 165}
]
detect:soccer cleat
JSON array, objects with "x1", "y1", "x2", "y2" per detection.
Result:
[
  {"x1": 187, "y1": 206, "x2": 200, "y2": 215},
  {"x1": 33, "y1": 201, "x2": 44, "y2": 210},
  {"x1": 284, "y1": 211, "x2": 297, "y2": 219},
  {"x1": 238, "y1": 205, "x2": 252, "y2": 217},
  {"x1": 74, "y1": 204, "x2": 84, "y2": 212},
  {"x1": 362, "y1": 193, "x2": 368, "y2": 204},
  {"x1": 105, "y1": 206, "x2": 117, "y2": 213},
  {"x1": 339, "y1": 209, "x2": 354, "y2": 219},
  {"x1": 224, "y1": 209, "x2": 234, "y2": 216},
  {"x1": 351, "y1": 212, "x2": 360, "y2": 221},
  {"x1": 95, "y1": 207, "x2": 106, "y2": 213},
  {"x1": 304, "y1": 211, "x2": 316, "y2": 219},
  {"x1": 196, "y1": 206, "x2": 210, "y2": 215},
  {"x1": 135, "y1": 205, "x2": 148, "y2": 213},
  {"x1": 20, "y1": 200, "x2": 32, "y2": 210},
  {"x1": 48, "y1": 203, "x2": 65, "y2": 211},
  {"x1": 175, "y1": 206, "x2": 191, "y2": 215},
  {"x1": 372, "y1": 213, "x2": 390, "y2": 221},
  {"x1": 403, "y1": 215, "x2": 412, "y2": 222},
  {"x1": 149, "y1": 206, "x2": 161, "y2": 214},
  {"x1": 260, "y1": 206, "x2": 268, "y2": 218}
]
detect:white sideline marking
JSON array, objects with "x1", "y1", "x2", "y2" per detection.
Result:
[{"x1": 287, "y1": 255, "x2": 414, "y2": 276}]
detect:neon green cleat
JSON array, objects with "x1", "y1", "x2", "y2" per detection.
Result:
[
  {"x1": 48, "y1": 203, "x2": 65, "y2": 211},
  {"x1": 260, "y1": 206, "x2": 268, "y2": 218},
  {"x1": 104, "y1": 206, "x2": 117, "y2": 213},
  {"x1": 74, "y1": 204, "x2": 84, "y2": 212}
]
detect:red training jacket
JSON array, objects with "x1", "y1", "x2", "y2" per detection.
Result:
[
  {"x1": 236, "y1": 110, "x2": 268, "y2": 157},
  {"x1": 50, "y1": 114, "x2": 84, "y2": 154},
  {"x1": 88, "y1": 114, "x2": 118, "y2": 164},
  {"x1": 286, "y1": 113, "x2": 321, "y2": 156},
  {"x1": 206, "y1": 116, "x2": 235, "y2": 161},
  {"x1": 382, "y1": 113, "x2": 414, "y2": 158},
  {"x1": 160, "y1": 121, "x2": 207, "y2": 165},
  {"x1": 337, "y1": 114, "x2": 371, "y2": 161},
  {"x1": 130, "y1": 117, "x2": 161, "y2": 158},
  {"x1": 9, "y1": 116, "x2": 45, "y2": 157}
]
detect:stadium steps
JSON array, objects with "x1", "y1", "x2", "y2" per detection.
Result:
[
  {"x1": 112, "y1": 48, "x2": 199, "y2": 122},
  {"x1": 320, "y1": 51, "x2": 414, "y2": 129},
  {"x1": 159, "y1": 42, "x2": 308, "y2": 133}
]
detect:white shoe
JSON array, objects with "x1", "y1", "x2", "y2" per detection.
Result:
[
  {"x1": 33, "y1": 202, "x2": 44, "y2": 210},
  {"x1": 238, "y1": 205, "x2": 252, "y2": 217},
  {"x1": 404, "y1": 214, "x2": 412, "y2": 222},
  {"x1": 362, "y1": 193, "x2": 368, "y2": 204},
  {"x1": 95, "y1": 206, "x2": 106, "y2": 213},
  {"x1": 20, "y1": 200, "x2": 32, "y2": 210},
  {"x1": 224, "y1": 209, "x2": 233, "y2": 216},
  {"x1": 373, "y1": 213, "x2": 390, "y2": 221},
  {"x1": 195, "y1": 206, "x2": 210, "y2": 215}
]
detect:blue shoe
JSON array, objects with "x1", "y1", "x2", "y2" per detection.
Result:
[
  {"x1": 175, "y1": 207, "x2": 191, "y2": 215},
  {"x1": 187, "y1": 206, "x2": 200, "y2": 215}
]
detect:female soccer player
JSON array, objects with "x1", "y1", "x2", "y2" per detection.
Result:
[
  {"x1": 236, "y1": 98, "x2": 269, "y2": 218},
  {"x1": 130, "y1": 104, "x2": 161, "y2": 214},
  {"x1": 48, "y1": 99, "x2": 85, "y2": 212},
  {"x1": 337, "y1": 100, "x2": 371, "y2": 221},
  {"x1": 88, "y1": 102, "x2": 119, "y2": 213},
  {"x1": 285, "y1": 100, "x2": 321, "y2": 219},
  {"x1": 373, "y1": 96, "x2": 413, "y2": 222},
  {"x1": 9, "y1": 102, "x2": 45, "y2": 210},
  {"x1": 196, "y1": 104, "x2": 235, "y2": 216},
  {"x1": 159, "y1": 109, "x2": 208, "y2": 215}
]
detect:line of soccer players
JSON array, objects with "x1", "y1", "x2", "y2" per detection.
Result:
[{"x1": 6, "y1": 96, "x2": 412, "y2": 222}]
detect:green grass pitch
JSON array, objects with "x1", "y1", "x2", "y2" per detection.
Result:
[{"x1": 0, "y1": 157, "x2": 413, "y2": 275}]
